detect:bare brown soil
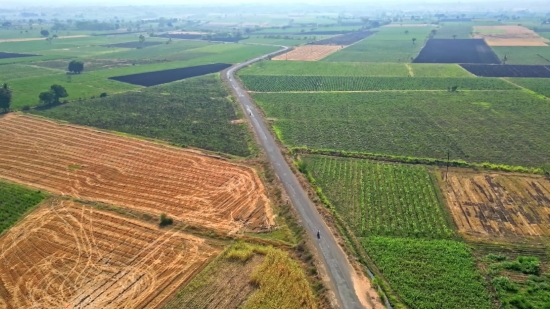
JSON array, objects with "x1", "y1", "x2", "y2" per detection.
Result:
[
  {"x1": 0, "y1": 114, "x2": 273, "y2": 233},
  {"x1": 440, "y1": 169, "x2": 550, "y2": 240},
  {"x1": 163, "y1": 255, "x2": 263, "y2": 309},
  {"x1": 0, "y1": 199, "x2": 219, "y2": 309},
  {"x1": 0, "y1": 35, "x2": 89, "y2": 43},
  {"x1": 273, "y1": 45, "x2": 344, "y2": 61},
  {"x1": 474, "y1": 26, "x2": 549, "y2": 46}
]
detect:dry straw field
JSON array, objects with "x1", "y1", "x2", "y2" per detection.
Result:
[
  {"x1": 0, "y1": 199, "x2": 218, "y2": 309},
  {"x1": 273, "y1": 45, "x2": 344, "y2": 61},
  {"x1": 474, "y1": 26, "x2": 550, "y2": 46},
  {"x1": 440, "y1": 169, "x2": 550, "y2": 240},
  {"x1": 0, "y1": 114, "x2": 273, "y2": 233}
]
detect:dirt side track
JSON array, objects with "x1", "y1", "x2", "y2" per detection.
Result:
[
  {"x1": 0, "y1": 199, "x2": 219, "y2": 309},
  {"x1": 0, "y1": 114, "x2": 273, "y2": 233}
]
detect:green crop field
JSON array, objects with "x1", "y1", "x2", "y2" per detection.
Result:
[
  {"x1": 434, "y1": 23, "x2": 474, "y2": 39},
  {"x1": 491, "y1": 46, "x2": 550, "y2": 65},
  {"x1": 323, "y1": 39, "x2": 424, "y2": 62},
  {"x1": 0, "y1": 180, "x2": 46, "y2": 234},
  {"x1": 3, "y1": 72, "x2": 139, "y2": 109},
  {"x1": 363, "y1": 237, "x2": 492, "y2": 309},
  {"x1": 29, "y1": 74, "x2": 252, "y2": 157},
  {"x1": 0, "y1": 64, "x2": 60, "y2": 81},
  {"x1": 370, "y1": 26, "x2": 435, "y2": 41},
  {"x1": 303, "y1": 155, "x2": 453, "y2": 238},
  {"x1": 254, "y1": 91, "x2": 550, "y2": 167},
  {"x1": 409, "y1": 64, "x2": 473, "y2": 77},
  {"x1": 507, "y1": 78, "x2": 550, "y2": 98},
  {"x1": 240, "y1": 76, "x2": 515, "y2": 92},
  {"x1": 240, "y1": 61, "x2": 410, "y2": 76}
]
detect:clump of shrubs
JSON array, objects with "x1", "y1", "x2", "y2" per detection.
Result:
[{"x1": 159, "y1": 213, "x2": 173, "y2": 227}]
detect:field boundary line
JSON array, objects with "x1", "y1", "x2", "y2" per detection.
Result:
[
  {"x1": 247, "y1": 89, "x2": 521, "y2": 94},
  {"x1": 405, "y1": 63, "x2": 414, "y2": 76},
  {"x1": 501, "y1": 78, "x2": 548, "y2": 98}
]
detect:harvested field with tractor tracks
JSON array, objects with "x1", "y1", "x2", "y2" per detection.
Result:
[
  {"x1": 0, "y1": 199, "x2": 219, "y2": 309},
  {"x1": 440, "y1": 169, "x2": 550, "y2": 240},
  {"x1": 0, "y1": 114, "x2": 273, "y2": 233}
]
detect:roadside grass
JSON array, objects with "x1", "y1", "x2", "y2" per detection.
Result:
[
  {"x1": 0, "y1": 180, "x2": 46, "y2": 235},
  {"x1": 253, "y1": 90, "x2": 550, "y2": 167},
  {"x1": 29, "y1": 74, "x2": 252, "y2": 157}
]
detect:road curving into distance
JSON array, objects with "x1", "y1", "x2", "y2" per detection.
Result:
[{"x1": 225, "y1": 46, "x2": 365, "y2": 309}]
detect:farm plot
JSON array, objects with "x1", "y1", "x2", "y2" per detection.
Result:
[
  {"x1": 109, "y1": 63, "x2": 231, "y2": 86},
  {"x1": 473, "y1": 26, "x2": 549, "y2": 46},
  {"x1": 303, "y1": 155, "x2": 453, "y2": 238},
  {"x1": 0, "y1": 199, "x2": 219, "y2": 309},
  {"x1": 440, "y1": 169, "x2": 550, "y2": 240},
  {"x1": 272, "y1": 45, "x2": 343, "y2": 61},
  {"x1": 409, "y1": 64, "x2": 474, "y2": 77},
  {"x1": 0, "y1": 114, "x2": 273, "y2": 233},
  {"x1": 507, "y1": 78, "x2": 550, "y2": 97},
  {"x1": 323, "y1": 40, "x2": 423, "y2": 63},
  {"x1": 102, "y1": 41, "x2": 164, "y2": 48},
  {"x1": 0, "y1": 51, "x2": 39, "y2": 59},
  {"x1": 253, "y1": 91, "x2": 550, "y2": 167},
  {"x1": 240, "y1": 61, "x2": 410, "y2": 76},
  {"x1": 307, "y1": 31, "x2": 375, "y2": 45},
  {"x1": 0, "y1": 64, "x2": 59, "y2": 81},
  {"x1": 363, "y1": 237, "x2": 492, "y2": 309},
  {"x1": 433, "y1": 24, "x2": 474, "y2": 39},
  {"x1": 491, "y1": 46, "x2": 550, "y2": 65},
  {"x1": 31, "y1": 75, "x2": 252, "y2": 157},
  {"x1": 240, "y1": 76, "x2": 515, "y2": 92},
  {"x1": 0, "y1": 180, "x2": 45, "y2": 234},
  {"x1": 413, "y1": 39, "x2": 501, "y2": 64},
  {"x1": 460, "y1": 64, "x2": 550, "y2": 77}
]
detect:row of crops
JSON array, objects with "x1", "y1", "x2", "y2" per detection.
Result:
[
  {"x1": 241, "y1": 75, "x2": 517, "y2": 92},
  {"x1": 304, "y1": 155, "x2": 453, "y2": 238},
  {"x1": 363, "y1": 237, "x2": 493, "y2": 309},
  {"x1": 30, "y1": 75, "x2": 252, "y2": 157},
  {"x1": 0, "y1": 180, "x2": 45, "y2": 234}
]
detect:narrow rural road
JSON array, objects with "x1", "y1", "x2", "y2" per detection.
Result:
[{"x1": 226, "y1": 48, "x2": 365, "y2": 309}]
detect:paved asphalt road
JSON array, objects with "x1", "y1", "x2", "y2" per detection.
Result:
[{"x1": 226, "y1": 48, "x2": 364, "y2": 309}]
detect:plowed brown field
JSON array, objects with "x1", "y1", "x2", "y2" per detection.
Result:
[
  {"x1": 0, "y1": 199, "x2": 218, "y2": 309},
  {"x1": 441, "y1": 169, "x2": 550, "y2": 240},
  {"x1": 0, "y1": 114, "x2": 273, "y2": 233},
  {"x1": 273, "y1": 45, "x2": 344, "y2": 61},
  {"x1": 474, "y1": 26, "x2": 549, "y2": 46}
]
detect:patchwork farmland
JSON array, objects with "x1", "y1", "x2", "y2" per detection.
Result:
[
  {"x1": 0, "y1": 114, "x2": 272, "y2": 232},
  {"x1": 413, "y1": 39, "x2": 501, "y2": 64}
]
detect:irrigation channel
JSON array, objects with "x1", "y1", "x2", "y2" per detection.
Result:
[{"x1": 226, "y1": 45, "x2": 388, "y2": 309}]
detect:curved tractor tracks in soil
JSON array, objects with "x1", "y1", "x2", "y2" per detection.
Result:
[{"x1": 225, "y1": 46, "x2": 367, "y2": 309}]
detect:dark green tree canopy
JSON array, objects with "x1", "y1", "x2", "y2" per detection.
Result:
[
  {"x1": 68, "y1": 60, "x2": 84, "y2": 73},
  {"x1": 0, "y1": 83, "x2": 12, "y2": 111},
  {"x1": 39, "y1": 84, "x2": 68, "y2": 105},
  {"x1": 40, "y1": 29, "x2": 49, "y2": 37}
]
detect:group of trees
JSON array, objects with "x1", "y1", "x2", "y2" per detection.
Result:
[
  {"x1": 0, "y1": 84, "x2": 12, "y2": 112},
  {"x1": 39, "y1": 85, "x2": 68, "y2": 105}
]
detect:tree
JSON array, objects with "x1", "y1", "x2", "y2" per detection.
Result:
[
  {"x1": 412, "y1": 38, "x2": 417, "y2": 44},
  {"x1": 0, "y1": 84, "x2": 12, "y2": 112},
  {"x1": 40, "y1": 29, "x2": 49, "y2": 37},
  {"x1": 502, "y1": 55, "x2": 508, "y2": 65},
  {"x1": 453, "y1": 34, "x2": 457, "y2": 39},
  {"x1": 68, "y1": 60, "x2": 84, "y2": 73},
  {"x1": 39, "y1": 84, "x2": 68, "y2": 105},
  {"x1": 138, "y1": 34, "x2": 145, "y2": 43}
]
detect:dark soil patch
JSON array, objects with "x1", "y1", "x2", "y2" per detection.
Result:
[
  {"x1": 460, "y1": 64, "x2": 550, "y2": 77},
  {"x1": 108, "y1": 63, "x2": 232, "y2": 86},
  {"x1": 102, "y1": 41, "x2": 163, "y2": 49},
  {"x1": 0, "y1": 52, "x2": 39, "y2": 59},
  {"x1": 307, "y1": 31, "x2": 376, "y2": 46},
  {"x1": 413, "y1": 39, "x2": 501, "y2": 64}
]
